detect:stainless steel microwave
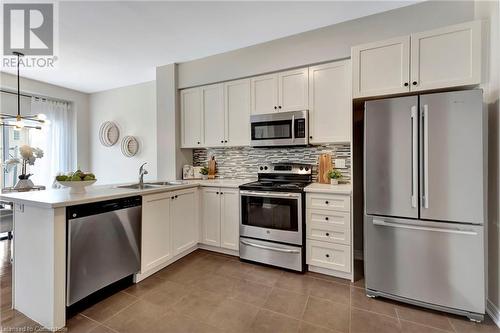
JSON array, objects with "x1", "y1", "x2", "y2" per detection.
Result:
[{"x1": 250, "y1": 110, "x2": 308, "y2": 147}]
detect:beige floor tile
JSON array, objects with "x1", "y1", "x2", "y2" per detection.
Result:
[
  {"x1": 173, "y1": 289, "x2": 226, "y2": 322},
  {"x1": 153, "y1": 310, "x2": 223, "y2": 333},
  {"x1": 302, "y1": 296, "x2": 350, "y2": 333},
  {"x1": 298, "y1": 321, "x2": 338, "y2": 333},
  {"x1": 229, "y1": 279, "x2": 272, "y2": 307},
  {"x1": 244, "y1": 265, "x2": 283, "y2": 287},
  {"x1": 449, "y1": 315, "x2": 500, "y2": 333},
  {"x1": 351, "y1": 278, "x2": 365, "y2": 289},
  {"x1": 122, "y1": 275, "x2": 165, "y2": 297},
  {"x1": 401, "y1": 319, "x2": 452, "y2": 333},
  {"x1": 62, "y1": 314, "x2": 100, "y2": 333},
  {"x1": 248, "y1": 309, "x2": 300, "y2": 333},
  {"x1": 350, "y1": 286, "x2": 397, "y2": 317},
  {"x1": 141, "y1": 279, "x2": 192, "y2": 310},
  {"x1": 207, "y1": 299, "x2": 260, "y2": 332},
  {"x1": 350, "y1": 307, "x2": 401, "y2": 333},
  {"x1": 104, "y1": 300, "x2": 164, "y2": 333},
  {"x1": 305, "y1": 272, "x2": 350, "y2": 285},
  {"x1": 155, "y1": 260, "x2": 213, "y2": 285},
  {"x1": 275, "y1": 273, "x2": 316, "y2": 295},
  {"x1": 194, "y1": 273, "x2": 239, "y2": 295},
  {"x1": 81, "y1": 292, "x2": 137, "y2": 323},
  {"x1": 215, "y1": 259, "x2": 255, "y2": 280},
  {"x1": 263, "y1": 288, "x2": 308, "y2": 319},
  {"x1": 309, "y1": 278, "x2": 350, "y2": 304},
  {"x1": 396, "y1": 304, "x2": 454, "y2": 331},
  {"x1": 1, "y1": 309, "x2": 41, "y2": 331},
  {"x1": 86, "y1": 325, "x2": 117, "y2": 333}
]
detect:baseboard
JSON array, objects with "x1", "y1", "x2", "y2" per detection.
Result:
[
  {"x1": 197, "y1": 243, "x2": 239, "y2": 257},
  {"x1": 487, "y1": 299, "x2": 500, "y2": 328},
  {"x1": 308, "y1": 265, "x2": 353, "y2": 282}
]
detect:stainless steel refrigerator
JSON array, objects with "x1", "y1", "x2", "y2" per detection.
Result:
[{"x1": 364, "y1": 89, "x2": 485, "y2": 321}]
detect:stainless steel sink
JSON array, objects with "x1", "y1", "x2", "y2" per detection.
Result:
[
  {"x1": 116, "y1": 184, "x2": 159, "y2": 190},
  {"x1": 146, "y1": 181, "x2": 186, "y2": 186}
]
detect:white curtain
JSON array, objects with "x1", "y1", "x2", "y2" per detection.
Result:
[{"x1": 29, "y1": 98, "x2": 75, "y2": 188}]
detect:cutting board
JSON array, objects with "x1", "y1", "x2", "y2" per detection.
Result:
[
  {"x1": 208, "y1": 156, "x2": 216, "y2": 180},
  {"x1": 318, "y1": 153, "x2": 332, "y2": 184}
]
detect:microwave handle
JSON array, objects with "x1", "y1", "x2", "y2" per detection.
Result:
[{"x1": 291, "y1": 114, "x2": 295, "y2": 143}]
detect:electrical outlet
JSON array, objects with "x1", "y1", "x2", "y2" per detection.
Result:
[{"x1": 334, "y1": 159, "x2": 346, "y2": 169}]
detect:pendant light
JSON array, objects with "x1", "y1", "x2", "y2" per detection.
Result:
[{"x1": 0, "y1": 52, "x2": 44, "y2": 130}]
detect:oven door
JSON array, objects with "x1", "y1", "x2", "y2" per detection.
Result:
[
  {"x1": 250, "y1": 111, "x2": 308, "y2": 147},
  {"x1": 240, "y1": 190, "x2": 302, "y2": 245}
]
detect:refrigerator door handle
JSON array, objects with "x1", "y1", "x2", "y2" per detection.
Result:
[
  {"x1": 422, "y1": 104, "x2": 429, "y2": 209},
  {"x1": 372, "y1": 218, "x2": 478, "y2": 236},
  {"x1": 411, "y1": 106, "x2": 418, "y2": 208}
]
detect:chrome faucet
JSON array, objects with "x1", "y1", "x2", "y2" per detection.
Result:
[{"x1": 138, "y1": 162, "x2": 148, "y2": 187}]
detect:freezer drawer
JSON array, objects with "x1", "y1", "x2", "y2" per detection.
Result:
[
  {"x1": 239, "y1": 237, "x2": 303, "y2": 271},
  {"x1": 364, "y1": 215, "x2": 485, "y2": 315}
]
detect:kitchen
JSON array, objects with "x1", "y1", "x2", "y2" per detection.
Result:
[{"x1": 0, "y1": 1, "x2": 499, "y2": 332}]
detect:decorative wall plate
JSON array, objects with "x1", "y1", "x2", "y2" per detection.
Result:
[
  {"x1": 99, "y1": 121, "x2": 120, "y2": 147},
  {"x1": 121, "y1": 136, "x2": 139, "y2": 157}
]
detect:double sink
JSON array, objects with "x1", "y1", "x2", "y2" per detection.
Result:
[{"x1": 117, "y1": 181, "x2": 186, "y2": 190}]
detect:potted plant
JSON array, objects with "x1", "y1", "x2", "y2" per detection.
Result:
[
  {"x1": 327, "y1": 169, "x2": 342, "y2": 185},
  {"x1": 200, "y1": 166, "x2": 209, "y2": 180},
  {"x1": 3, "y1": 145, "x2": 44, "y2": 191}
]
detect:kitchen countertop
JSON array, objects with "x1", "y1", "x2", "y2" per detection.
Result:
[
  {"x1": 304, "y1": 183, "x2": 352, "y2": 195},
  {"x1": 0, "y1": 179, "x2": 255, "y2": 209}
]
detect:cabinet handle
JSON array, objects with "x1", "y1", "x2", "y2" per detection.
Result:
[
  {"x1": 278, "y1": 106, "x2": 282, "y2": 109},
  {"x1": 221, "y1": 140, "x2": 224, "y2": 143},
  {"x1": 274, "y1": 106, "x2": 277, "y2": 110},
  {"x1": 220, "y1": 192, "x2": 223, "y2": 195},
  {"x1": 224, "y1": 140, "x2": 228, "y2": 143},
  {"x1": 326, "y1": 233, "x2": 330, "y2": 236},
  {"x1": 171, "y1": 197, "x2": 174, "y2": 200},
  {"x1": 325, "y1": 254, "x2": 330, "y2": 258},
  {"x1": 325, "y1": 201, "x2": 329, "y2": 204},
  {"x1": 175, "y1": 195, "x2": 178, "y2": 199},
  {"x1": 197, "y1": 141, "x2": 200, "y2": 144},
  {"x1": 404, "y1": 82, "x2": 409, "y2": 87},
  {"x1": 325, "y1": 217, "x2": 329, "y2": 221},
  {"x1": 309, "y1": 136, "x2": 313, "y2": 139},
  {"x1": 412, "y1": 81, "x2": 418, "y2": 86}
]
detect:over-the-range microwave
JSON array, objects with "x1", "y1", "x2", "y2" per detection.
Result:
[{"x1": 250, "y1": 110, "x2": 309, "y2": 147}]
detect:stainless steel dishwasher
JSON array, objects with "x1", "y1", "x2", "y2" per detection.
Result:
[{"x1": 66, "y1": 196, "x2": 141, "y2": 306}]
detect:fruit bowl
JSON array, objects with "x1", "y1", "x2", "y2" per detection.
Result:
[{"x1": 57, "y1": 180, "x2": 97, "y2": 194}]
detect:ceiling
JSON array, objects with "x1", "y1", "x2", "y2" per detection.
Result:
[{"x1": 2, "y1": 1, "x2": 419, "y2": 93}]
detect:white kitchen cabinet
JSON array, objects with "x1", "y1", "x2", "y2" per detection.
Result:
[
  {"x1": 201, "y1": 187, "x2": 240, "y2": 251},
  {"x1": 351, "y1": 36, "x2": 410, "y2": 98},
  {"x1": 202, "y1": 84, "x2": 225, "y2": 147},
  {"x1": 309, "y1": 60, "x2": 351, "y2": 143},
  {"x1": 251, "y1": 73, "x2": 278, "y2": 115},
  {"x1": 171, "y1": 189, "x2": 199, "y2": 256},
  {"x1": 201, "y1": 187, "x2": 221, "y2": 246},
  {"x1": 225, "y1": 79, "x2": 251, "y2": 146},
  {"x1": 352, "y1": 20, "x2": 481, "y2": 98},
  {"x1": 220, "y1": 188, "x2": 239, "y2": 250},
  {"x1": 410, "y1": 20, "x2": 481, "y2": 91},
  {"x1": 181, "y1": 87, "x2": 203, "y2": 148},
  {"x1": 278, "y1": 68, "x2": 309, "y2": 112},
  {"x1": 141, "y1": 192, "x2": 172, "y2": 273}
]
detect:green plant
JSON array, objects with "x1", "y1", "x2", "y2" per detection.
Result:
[
  {"x1": 327, "y1": 169, "x2": 343, "y2": 180},
  {"x1": 200, "y1": 166, "x2": 209, "y2": 175}
]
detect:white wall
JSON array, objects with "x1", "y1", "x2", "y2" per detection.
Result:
[
  {"x1": 0, "y1": 72, "x2": 90, "y2": 170},
  {"x1": 177, "y1": 0, "x2": 475, "y2": 88},
  {"x1": 89, "y1": 81, "x2": 157, "y2": 184}
]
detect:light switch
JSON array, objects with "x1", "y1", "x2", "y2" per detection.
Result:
[{"x1": 334, "y1": 159, "x2": 346, "y2": 169}]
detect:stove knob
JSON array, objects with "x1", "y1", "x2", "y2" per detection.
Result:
[
  {"x1": 259, "y1": 166, "x2": 263, "y2": 171},
  {"x1": 264, "y1": 166, "x2": 268, "y2": 170}
]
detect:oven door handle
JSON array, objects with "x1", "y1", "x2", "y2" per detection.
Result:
[
  {"x1": 239, "y1": 190, "x2": 301, "y2": 199},
  {"x1": 240, "y1": 239, "x2": 300, "y2": 253}
]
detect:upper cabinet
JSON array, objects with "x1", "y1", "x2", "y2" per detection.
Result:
[
  {"x1": 309, "y1": 60, "x2": 351, "y2": 143},
  {"x1": 352, "y1": 36, "x2": 410, "y2": 98},
  {"x1": 352, "y1": 20, "x2": 481, "y2": 99},
  {"x1": 181, "y1": 88, "x2": 203, "y2": 148},
  {"x1": 251, "y1": 68, "x2": 308, "y2": 114},
  {"x1": 410, "y1": 21, "x2": 481, "y2": 92},
  {"x1": 225, "y1": 79, "x2": 251, "y2": 146},
  {"x1": 202, "y1": 84, "x2": 225, "y2": 147}
]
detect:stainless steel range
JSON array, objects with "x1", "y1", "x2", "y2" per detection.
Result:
[{"x1": 239, "y1": 163, "x2": 312, "y2": 271}]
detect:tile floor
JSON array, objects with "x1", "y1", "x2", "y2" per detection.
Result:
[{"x1": 0, "y1": 240, "x2": 498, "y2": 333}]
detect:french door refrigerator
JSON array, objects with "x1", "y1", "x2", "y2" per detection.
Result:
[{"x1": 364, "y1": 89, "x2": 485, "y2": 321}]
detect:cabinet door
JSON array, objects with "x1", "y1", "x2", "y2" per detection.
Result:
[
  {"x1": 201, "y1": 187, "x2": 221, "y2": 246},
  {"x1": 309, "y1": 60, "x2": 351, "y2": 143},
  {"x1": 220, "y1": 188, "x2": 239, "y2": 250},
  {"x1": 181, "y1": 88, "x2": 203, "y2": 148},
  {"x1": 225, "y1": 79, "x2": 251, "y2": 147},
  {"x1": 251, "y1": 74, "x2": 278, "y2": 115},
  {"x1": 410, "y1": 20, "x2": 481, "y2": 91},
  {"x1": 141, "y1": 193, "x2": 171, "y2": 272},
  {"x1": 351, "y1": 36, "x2": 410, "y2": 98},
  {"x1": 202, "y1": 84, "x2": 225, "y2": 147},
  {"x1": 278, "y1": 68, "x2": 309, "y2": 112},
  {"x1": 171, "y1": 189, "x2": 199, "y2": 256}
]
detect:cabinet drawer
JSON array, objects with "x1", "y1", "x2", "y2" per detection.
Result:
[
  {"x1": 307, "y1": 209, "x2": 350, "y2": 229},
  {"x1": 307, "y1": 193, "x2": 350, "y2": 211},
  {"x1": 307, "y1": 240, "x2": 351, "y2": 273},
  {"x1": 307, "y1": 223, "x2": 350, "y2": 245}
]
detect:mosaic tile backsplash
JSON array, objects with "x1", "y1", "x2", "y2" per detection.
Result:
[{"x1": 192, "y1": 144, "x2": 351, "y2": 182}]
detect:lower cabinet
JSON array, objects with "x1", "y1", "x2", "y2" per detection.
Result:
[
  {"x1": 141, "y1": 188, "x2": 198, "y2": 274},
  {"x1": 201, "y1": 187, "x2": 240, "y2": 251}
]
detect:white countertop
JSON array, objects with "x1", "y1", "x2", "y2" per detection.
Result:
[
  {"x1": 304, "y1": 183, "x2": 352, "y2": 195},
  {"x1": 0, "y1": 179, "x2": 254, "y2": 209}
]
